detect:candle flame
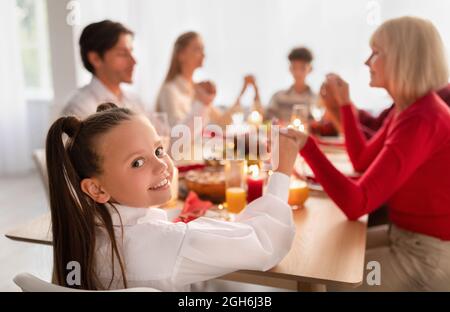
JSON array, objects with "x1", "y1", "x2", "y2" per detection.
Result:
[
  {"x1": 249, "y1": 164, "x2": 260, "y2": 179},
  {"x1": 291, "y1": 119, "x2": 306, "y2": 132},
  {"x1": 248, "y1": 111, "x2": 262, "y2": 125}
]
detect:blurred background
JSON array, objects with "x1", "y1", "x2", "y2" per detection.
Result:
[{"x1": 1, "y1": 0, "x2": 449, "y2": 175}]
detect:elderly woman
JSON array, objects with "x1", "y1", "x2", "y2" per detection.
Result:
[{"x1": 288, "y1": 16, "x2": 450, "y2": 291}]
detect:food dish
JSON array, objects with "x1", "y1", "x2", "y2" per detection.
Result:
[{"x1": 184, "y1": 167, "x2": 226, "y2": 203}]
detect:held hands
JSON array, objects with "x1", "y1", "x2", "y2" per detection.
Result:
[
  {"x1": 239, "y1": 74, "x2": 259, "y2": 97},
  {"x1": 273, "y1": 128, "x2": 309, "y2": 177},
  {"x1": 319, "y1": 82, "x2": 342, "y2": 132},
  {"x1": 195, "y1": 81, "x2": 216, "y2": 106},
  {"x1": 324, "y1": 73, "x2": 351, "y2": 106},
  {"x1": 320, "y1": 82, "x2": 339, "y2": 112}
]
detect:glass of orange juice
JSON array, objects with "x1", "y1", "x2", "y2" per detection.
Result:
[
  {"x1": 288, "y1": 179, "x2": 309, "y2": 209},
  {"x1": 225, "y1": 160, "x2": 247, "y2": 214}
]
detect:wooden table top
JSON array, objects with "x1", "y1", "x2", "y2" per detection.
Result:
[{"x1": 222, "y1": 193, "x2": 367, "y2": 289}]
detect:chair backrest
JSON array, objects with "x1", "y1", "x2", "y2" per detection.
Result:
[
  {"x1": 14, "y1": 273, "x2": 161, "y2": 292},
  {"x1": 32, "y1": 149, "x2": 49, "y2": 201}
]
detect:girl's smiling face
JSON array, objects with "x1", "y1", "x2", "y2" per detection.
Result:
[{"x1": 89, "y1": 115, "x2": 174, "y2": 208}]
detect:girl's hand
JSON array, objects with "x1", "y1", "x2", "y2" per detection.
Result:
[
  {"x1": 273, "y1": 128, "x2": 308, "y2": 176},
  {"x1": 325, "y1": 73, "x2": 351, "y2": 106}
]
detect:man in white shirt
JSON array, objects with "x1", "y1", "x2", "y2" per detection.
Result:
[{"x1": 62, "y1": 20, "x2": 145, "y2": 118}]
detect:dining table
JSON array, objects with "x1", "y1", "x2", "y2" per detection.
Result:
[{"x1": 4, "y1": 142, "x2": 368, "y2": 292}]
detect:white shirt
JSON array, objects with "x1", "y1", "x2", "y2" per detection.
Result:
[
  {"x1": 62, "y1": 77, "x2": 145, "y2": 119},
  {"x1": 95, "y1": 172, "x2": 295, "y2": 291},
  {"x1": 156, "y1": 75, "x2": 241, "y2": 130}
]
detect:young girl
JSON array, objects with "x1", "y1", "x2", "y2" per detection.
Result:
[{"x1": 46, "y1": 103, "x2": 301, "y2": 291}]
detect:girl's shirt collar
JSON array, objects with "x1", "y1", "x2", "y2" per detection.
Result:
[{"x1": 106, "y1": 203, "x2": 169, "y2": 226}]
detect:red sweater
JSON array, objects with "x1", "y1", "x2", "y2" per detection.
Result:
[
  {"x1": 300, "y1": 92, "x2": 450, "y2": 240},
  {"x1": 358, "y1": 83, "x2": 450, "y2": 139}
]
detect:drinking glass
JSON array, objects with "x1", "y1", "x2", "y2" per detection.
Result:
[
  {"x1": 224, "y1": 160, "x2": 247, "y2": 214},
  {"x1": 290, "y1": 104, "x2": 309, "y2": 133}
]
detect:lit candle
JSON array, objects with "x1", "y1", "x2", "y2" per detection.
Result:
[
  {"x1": 247, "y1": 165, "x2": 263, "y2": 203},
  {"x1": 226, "y1": 187, "x2": 247, "y2": 214},
  {"x1": 288, "y1": 180, "x2": 309, "y2": 207},
  {"x1": 247, "y1": 110, "x2": 263, "y2": 126},
  {"x1": 289, "y1": 118, "x2": 306, "y2": 132}
]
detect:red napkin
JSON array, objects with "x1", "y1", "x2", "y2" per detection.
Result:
[
  {"x1": 173, "y1": 191, "x2": 213, "y2": 223},
  {"x1": 176, "y1": 163, "x2": 206, "y2": 173}
]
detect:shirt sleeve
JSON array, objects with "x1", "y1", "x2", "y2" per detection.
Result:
[
  {"x1": 358, "y1": 105, "x2": 394, "y2": 138},
  {"x1": 171, "y1": 172, "x2": 295, "y2": 286},
  {"x1": 341, "y1": 104, "x2": 390, "y2": 172},
  {"x1": 158, "y1": 84, "x2": 209, "y2": 129},
  {"x1": 208, "y1": 102, "x2": 243, "y2": 127},
  {"x1": 300, "y1": 115, "x2": 436, "y2": 220}
]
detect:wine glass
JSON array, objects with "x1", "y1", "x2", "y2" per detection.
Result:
[
  {"x1": 148, "y1": 112, "x2": 171, "y2": 151},
  {"x1": 290, "y1": 104, "x2": 309, "y2": 133}
]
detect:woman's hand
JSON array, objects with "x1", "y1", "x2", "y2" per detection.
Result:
[
  {"x1": 320, "y1": 82, "x2": 339, "y2": 111},
  {"x1": 325, "y1": 73, "x2": 351, "y2": 106},
  {"x1": 319, "y1": 82, "x2": 343, "y2": 132},
  {"x1": 195, "y1": 81, "x2": 216, "y2": 106},
  {"x1": 273, "y1": 128, "x2": 308, "y2": 176}
]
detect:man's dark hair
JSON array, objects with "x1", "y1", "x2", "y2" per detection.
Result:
[
  {"x1": 79, "y1": 20, "x2": 134, "y2": 74},
  {"x1": 288, "y1": 47, "x2": 313, "y2": 63}
]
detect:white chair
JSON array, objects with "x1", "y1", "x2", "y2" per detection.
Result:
[
  {"x1": 32, "y1": 149, "x2": 49, "y2": 201},
  {"x1": 14, "y1": 273, "x2": 161, "y2": 292}
]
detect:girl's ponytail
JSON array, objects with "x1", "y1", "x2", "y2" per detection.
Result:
[
  {"x1": 46, "y1": 116, "x2": 98, "y2": 289},
  {"x1": 46, "y1": 107, "x2": 131, "y2": 290}
]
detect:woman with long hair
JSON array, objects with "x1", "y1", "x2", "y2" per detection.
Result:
[{"x1": 155, "y1": 32, "x2": 241, "y2": 131}]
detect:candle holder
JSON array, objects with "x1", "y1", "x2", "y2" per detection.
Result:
[{"x1": 247, "y1": 164, "x2": 264, "y2": 203}]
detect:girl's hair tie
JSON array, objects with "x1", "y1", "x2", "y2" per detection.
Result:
[{"x1": 62, "y1": 116, "x2": 82, "y2": 139}]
